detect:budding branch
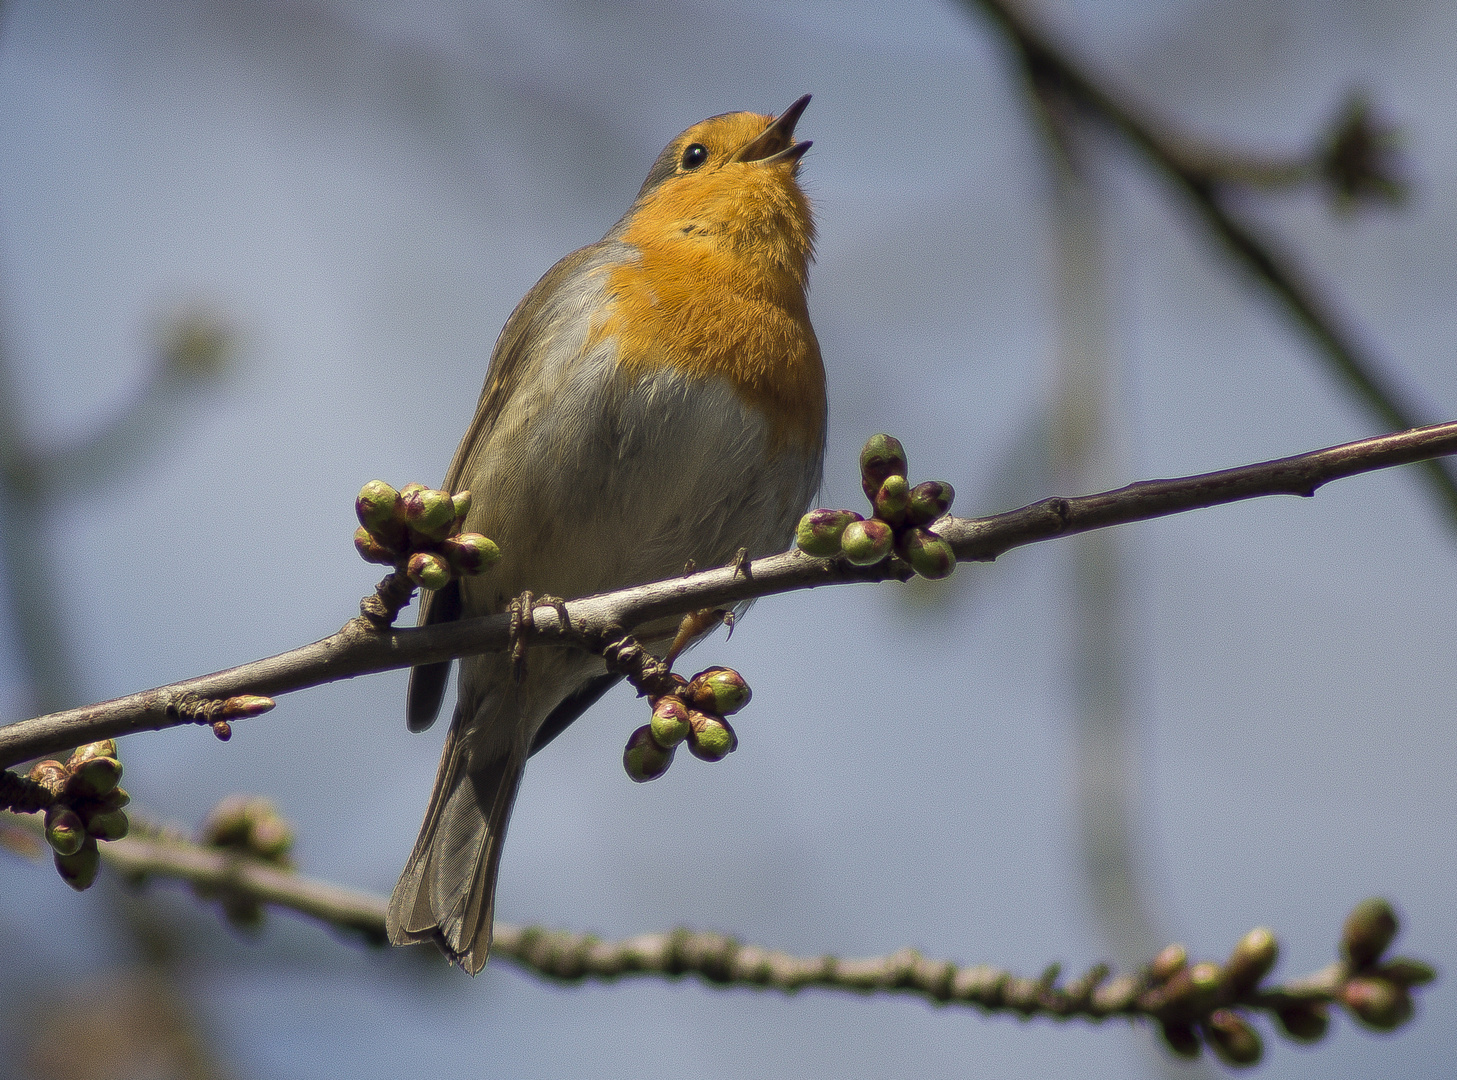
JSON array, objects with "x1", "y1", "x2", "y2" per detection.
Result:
[{"x1": 1, "y1": 420, "x2": 1454, "y2": 772}]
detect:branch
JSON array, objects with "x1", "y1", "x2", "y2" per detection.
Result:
[
  {"x1": 964, "y1": 0, "x2": 1457, "y2": 529},
  {"x1": 1, "y1": 421, "x2": 1455, "y2": 772},
  {"x1": 0, "y1": 814, "x2": 1425, "y2": 1061}
]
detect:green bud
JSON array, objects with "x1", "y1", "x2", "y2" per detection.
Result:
[
  {"x1": 795, "y1": 509, "x2": 863, "y2": 557},
  {"x1": 1159, "y1": 1021, "x2": 1200, "y2": 1059},
  {"x1": 897, "y1": 528, "x2": 956, "y2": 580},
  {"x1": 859, "y1": 434, "x2": 908, "y2": 501},
  {"x1": 649, "y1": 697, "x2": 692, "y2": 747},
  {"x1": 219, "y1": 695, "x2": 276, "y2": 719},
  {"x1": 451, "y1": 490, "x2": 472, "y2": 522},
  {"x1": 1341, "y1": 976, "x2": 1412, "y2": 1031},
  {"x1": 407, "y1": 551, "x2": 453, "y2": 591},
  {"x1": 688, "y1": 713, "x2": 737, "y2": 762},
  {"x1": 202, "y1": 796, "x2": 294, "y2": 863},
  {"x1": 686, "y1": 667, "x2": 752, "y2": 716},
  {"x1": 54, "y1": 837, "x2": 100, "y2": 891},
  {"x1": 93, "y1": 786, "x2": 131, "y2": 813},
  {"x1": 249, "y1": 812, "x2": 295, "y2": 862},
  {"x1": 873, "y1": 474, "x2": 910, "y2": 524},
  {"x1": 85, "y1": 808, "x2": 130, "y2": 842},
  {"x1": 355, "y1": 480, "x2": 400, "y2": 531},
  {"x1": 44, "y1": 805, "x2": 86, "y2": 856},
  {"x1": 907, "y1": 479, "x2": 954, "y2": 526},
  {"x1": 402, "y1": 486, "x2": 458, "y2": 540},
  {"x1": 1343, "y1": 897, "x2": 1398, "y2": 968},
  {"x1": 1378, "y1": 958, "x2": 1437, "y2": 987},
  {"x1": 623, "y1": 725, "x2": 674, "y2": 782},
  {"x1": 840, "y1": 518, "x2": 894, "y2": 566},
  {"x1": 1274, "y1": 1002, "x2": 1330, "y2": 1043},
  {"x1": 440, "y1": 533, "x2": 502, "y2": 575},
  {"x1": 355, "y1": 526, "x2": 398, "y2": 565},
  {"x1": 66, "y1": 756, "x2": 122, "y2": 799},
  {"x1": 69, "y1": 740, "x2": 118, "y2": 765},
  {"x1": 1149, "y1": 943, "x2": 1188, "y2": 984},
  {"x1": 1225, "y1": 926, "x2": 1279, "y2": 993},
  {"x1": 1090, "y1": 973, "x2": 1140, "y2": 1013},
  {"x1": 1204, "y1": 1009, "x2": 1263, "y2": 1067},
  {"x1": 1189, "y1": 961, "x2": 1224, "y2": 1000}
]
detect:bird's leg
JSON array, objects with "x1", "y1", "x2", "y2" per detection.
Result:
[
  {"x1": 508, "y1": 590, "x2": 533, "y2": 681},
  {"x1": 730, "y1": 547, "x2": 751, "y2": 578},
  {"x1": 665, "y1": 608, "x2": 727, "y2": 666}
]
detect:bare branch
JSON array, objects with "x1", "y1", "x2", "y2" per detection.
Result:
[
  {"x1": 964, "y1": 0, "x2": 1457, "y2": 528},
  {"x1": 1, "y1": 421, "x2": 1454, "y2": 773},
  {"x1": 10, "y1": 816, "x2": 1419, "y2": 1046}
]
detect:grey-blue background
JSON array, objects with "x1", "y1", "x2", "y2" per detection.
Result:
[{"x1": 1, "y1": 1, "x2": 1454, "y2": 1077}]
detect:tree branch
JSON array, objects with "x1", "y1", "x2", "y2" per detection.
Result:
[
  {"x1": 964, "y1": 0, "x2": 1457, "y2": 529},
  {"x1": 1, "y1": 421, "x2": 1454, "y2": 773},
  {"x1": 2, "y1": 814, "x2": 1424, "y2": 1051}
]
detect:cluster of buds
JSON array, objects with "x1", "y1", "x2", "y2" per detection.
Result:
[
  {"x1": 1142, "y1": 898, "x2": 1433, "y2": 1067},
  {"x1": 796, "y1": 434, "x2": 956, "y2": 580},
  {"x1": 354, "y1": 480, "x2": 501, "y2": 591},
  {"x1": 1336, "y1": 897, "x2": 1431, "y2": 1032},
  {"x1": 623, "y1": 667, "x2": 751, "y2": 783},
  {"x1": 27, "y1": 741, "x2": 130, "y2": 891},
  {"x1": 1319, "y1": 92, "x2": 1406, "y2": 212},
  {"x1": 194, "y1": 795, "x2": 295, "y2": 929}
]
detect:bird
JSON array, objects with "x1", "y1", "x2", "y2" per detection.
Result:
[{"x1": 386, "y1": 95, "x2": 826, "y2": 974}]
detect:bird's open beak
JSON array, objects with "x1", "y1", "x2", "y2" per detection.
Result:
[{"x1": 734, "y1": 94, "x2": 813, "y2": 165}]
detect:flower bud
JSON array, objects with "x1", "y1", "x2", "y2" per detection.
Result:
[
  {"x1": 897, "y1": 528, "x2": 956, "y2": 580},
  {"x1": 623, "y1": 725, "x2": 674, "y2": 782},
  {"x1": 27, "y1": 760, "x2": 69, "y2": 797},
  {"x1": 1159, "y1": 1021, "x2": 1200, "y2": 1059},
  {"x1": 795, "y1": 509, "x2": 863, "y2": 557},
  {"x1": 873, "y1": 474, "x2": 910, "y2": 525},
  {"x1": 407, "y1": 551, "x2": 452, "y2": 591},
  {"x1": 85, "y1": 808, "x2": 130, "y2": 842},
  {"x1": 1204, "y1": 1009, "x2": 1262, "y2": 1067},
  {"x1": 69, "y1": 740, "x2": 118, "y2": 765},
  {"x1": 686, "y1": 667, "x2": 751, "y2": 717},
  {"x1": 44, "y1": 805, "x2": 86, "y2": 856},
  {"x1": 1378, "y1": 958, "x2": 1437, "y2": 987},
  {"x1": 66, "y1": 756, "x2": 122, "y2": 799},
  {"x1": 355, "y1": 526, "x2": 397, "y2": 565},
  {"x1": 355, "y1": 480, "x2": 400, "y2": 532},
  {"x1": 840, "y1": 518, "x2": 894, "y2": 566},
  {"x1": 93, "y1": 786, "x2": 131, "y2": 813},
  {"x1": 1149, "y1": 943, "x2": 1188, "y2": 984},
  {"x1": 218, "y1": 695, "x2": 276, "y2": 719},
  {"x1": 1341, "y1": 976, "x2": 1412, "y2": 1031},
  {"x1": 440, "y1": 533, "x2": 502, "y2": 575},
  {"x1": 54, "y1": 837, "x2": 100, "y2": 891},
  {"x1": 859, "y1": 433, "x2": 908, "y2": 500},
  {"x1": 451, "y1": 490, "x2": 472, "y2": 522},
  {"x1": 1274, "y1": 1002, "x2": 1329, "y2": 1043},
  {"x1": 649, "y1": 697, "x2": 691, "y2": 748},
  {"x1": 688, "y1": 713, "x2": 737, "y2": 762},
  {"x1": 1342, "y1": 897, "x2": 1398, "y2": 968},
  {"x1": 1225, "y1": 926, "x2": 1279, "y2": 994},
  {"x1": 907, "y1": 480, "x2": 954, "y2": 526},
  {"x1": 401, "y1": 486, "x2": 458, "y2": 541}
]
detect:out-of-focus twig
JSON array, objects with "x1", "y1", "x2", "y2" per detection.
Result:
[{"x1": 963, "y1": 0, "x2": 1457, "y2": 530}]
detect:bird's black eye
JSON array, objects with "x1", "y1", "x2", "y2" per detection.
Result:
[{"x1": 681, "y1": 143, "x2": 709, "y2": 170}]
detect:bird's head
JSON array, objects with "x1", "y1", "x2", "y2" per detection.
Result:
[{"x1": 623, "y1": 95, "x2": 816, "y2": 282}]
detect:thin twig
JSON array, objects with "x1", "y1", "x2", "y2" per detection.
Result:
[
  {"x1": 964, "y1": 0, "x2": 1457, "y2": 529},
  {"x1": 0, "y1": 421, "x2": 1454, "y2": 773}
]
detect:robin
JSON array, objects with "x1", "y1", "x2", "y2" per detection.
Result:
[{"x1": 386, "y1": 96, "x2": 826, "y2": 973}]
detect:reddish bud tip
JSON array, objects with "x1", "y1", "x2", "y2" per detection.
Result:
[
  {"x1": 1149, "y1": 943, "x2": 1189, "y2": 984},
  {"x1": 440, "y1": 533, "x2": 502, "y2": 575},
  {"x1": 1204, "y1": 1009, "x2": 1263, "y2": 1067},
  {"x1": 686, "y1": 667, "x2": 752, "y2": 716},
  {"x1": 407, "y1": 551, "x2": 452, "y2": 591},
  {"x1": 896, "y1": 528, "x2": 956, "y2": 580},
  {"x1": 859, "y1": 434, "x2": 908, "y2": 501},
  {"x1": 907, "y1": 480, "x2": 955, "y2": 526},
  {"x1": 795, "y1": 508, "x2": 863, "y2": 557},
  {"x1": 873, "y1": 474, "x2": 911, "y2": 524},
  {"x1": 649, "y1": 696, "x2": 692, "y2": 748},
  {"x1": 688, "y1": 713, "x2": 737, "y2": 762},
  {"x1": 401, "y1": 487, "x2": 458, "y2": 541},
  {"x1": 623, "y1": 725, "x2": 674, "y2": 782},
  {"x1": 1225, "y1": 926, "x2": 1279, "y2": 993},
  {"x1": 1343, "y1": 898, "x2": 1398, "y2": 968},
  {"x1": 44, "y1": 805, "x2": 87, "y2": 856},
  {"x1": 1341, "y1": 976, "x2": 1412, "y2": 1031},
  {"x1": 840, "y1": 518, "x2": 894, "y2": 566}
]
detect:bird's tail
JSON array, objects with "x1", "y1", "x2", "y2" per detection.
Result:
[{"x1": 386, "y1": 721, "x2": 524, "y2": 975}]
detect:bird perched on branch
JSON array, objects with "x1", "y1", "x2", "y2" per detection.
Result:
[{"x1": 387, "y1": 96, "x2": 826, "y2": 973}]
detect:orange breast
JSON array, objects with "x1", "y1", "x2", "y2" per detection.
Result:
[{"x1": 587, "y1": 168, "x2": 826, "y2": 454}]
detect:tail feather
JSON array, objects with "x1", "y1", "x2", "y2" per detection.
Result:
[{"x1": 387, "y1": 724, "x2": 524, "y2": 975}]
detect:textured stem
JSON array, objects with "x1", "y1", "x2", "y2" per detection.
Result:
[{"x1": 1, "y1": 421, "x2": 1454, "y2": 772}]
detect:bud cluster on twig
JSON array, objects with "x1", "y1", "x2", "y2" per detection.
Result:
[
  {"x1": 24, "y1": 741, "x2": 131, "y2": 891},
  {"x1": 192, "y1": 795, "x2": 296, "y2": 929},
  {"x1": 623, "y1": 667, "x2": 751, "y2": 782},
  {"x1": 353, "y1": 480, "x2": 501, "y2": 625},
  {"x1": 796, "y1": 434, "x2": 956, "y2": 580}
]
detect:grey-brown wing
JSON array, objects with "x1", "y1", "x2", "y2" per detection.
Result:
[{"x1": 404, "y1": 243, "x2": 608, "y2": 732}]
